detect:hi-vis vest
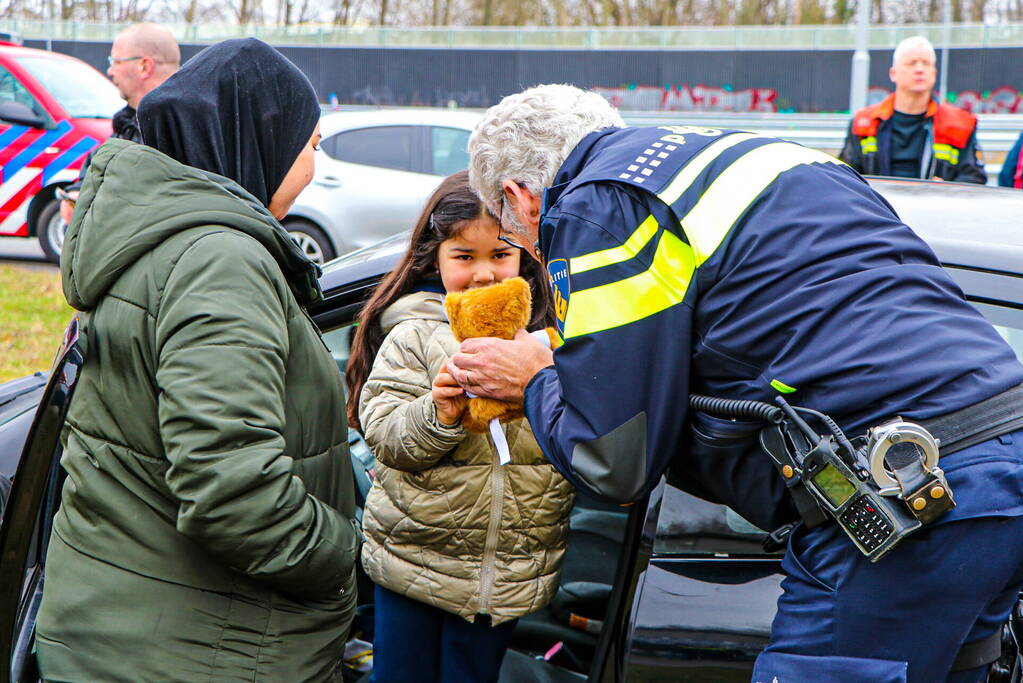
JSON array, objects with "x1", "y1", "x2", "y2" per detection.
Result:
[
  {"x1": 542, "y1": 126, "x2": 842, "y2": 343},
  {"x1": 852, "y1": 94, "x2": 976, "y2": 169},
  {"x1": 523, "y1": 125, "x2": 1023, "y2": 525}
]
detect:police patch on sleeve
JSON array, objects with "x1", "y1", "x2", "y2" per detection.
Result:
[{"x1": 548, "y1": 258, "x2": 570, "y2": 336}]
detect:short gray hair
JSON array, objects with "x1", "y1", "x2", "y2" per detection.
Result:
[
  {"x1": 468, "y1": 84, "x2": 625, "y2": 219},
  {"x1": 892, "y1": 35, "x2": 935, "y2": 68}
]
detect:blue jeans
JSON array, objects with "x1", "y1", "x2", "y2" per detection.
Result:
[
  {"x1": 753, "y1": 514, "x2": 1023, "y2": 682},
  {"x1": 371, "y1": 584, "x2": 518, "y2": 683}
]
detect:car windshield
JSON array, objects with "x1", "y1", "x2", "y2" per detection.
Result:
[{"x1": 16, "y1": 56, "x2": 122, "y2": 118}]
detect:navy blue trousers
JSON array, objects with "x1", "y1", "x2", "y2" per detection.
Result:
[
  {"x1": 753, "y1": 514, "x2": 1023, "y2": 682},
  {"x1": 370, "y1": 584, "x2": 518, "y2": 683}
]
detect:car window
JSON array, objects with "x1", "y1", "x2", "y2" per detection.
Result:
[
  {"x1": 975, "y1": 302, "x2": 1023, "y2": 359},
  {"x1": 431, "y1": 126, "x2": 470, "y2": 176},
  {"x1": 0, "y1": 64, "x2": 47, "y2": 121},
  {"x1": 322, "y1": 126, "x2": 416, "y2": 172},
  {"x1": 321, "y1": 325, "x2": 353, "y2": 378},
  {"x1": 654, "y1": 300, "x2": 1023, "y2": 557},
  {"x1": 16, "y1": 56, "x2": 122, "y2": 119}
]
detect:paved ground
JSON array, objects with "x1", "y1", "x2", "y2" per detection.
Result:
[{"x1": 0, "y1": 237, "x2": 55, "y2": 270}]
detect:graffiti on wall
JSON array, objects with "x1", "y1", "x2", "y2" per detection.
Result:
[
  {"x1": 867, "y1": 85, "x2": 1023, "y2": 113},
  {"x1": 593, "y1": 84, "x2": 778, "y2": 112},
  {"x1": 951, "y1": 86, "x2": 1023, "y2": 113}
]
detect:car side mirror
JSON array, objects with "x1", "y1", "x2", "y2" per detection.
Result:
[{"x1": 0, "y1": 101, "x2": 45, "y2": 128}]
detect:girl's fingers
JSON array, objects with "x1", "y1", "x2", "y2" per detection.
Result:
[{"x1": 434, "y1": 370, "x2": 462, "y2": 388}]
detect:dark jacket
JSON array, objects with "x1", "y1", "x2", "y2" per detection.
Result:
[
  {"x1": 524, "y1": 126, "x2": 1023, "y2": 532},
  {"x1": 36, "y1": 138, "x2": 360, "y2": 682},
  {"x1": 999, "y1": 131, "x2": 1023, "y2": 188},
  {"x1": 839, "y1": 94, "x2": 986, "y2": 184}
]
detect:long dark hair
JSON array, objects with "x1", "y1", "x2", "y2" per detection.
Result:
[{"x1": 345, "y1": 170, "x2": 554, "y2": 431}]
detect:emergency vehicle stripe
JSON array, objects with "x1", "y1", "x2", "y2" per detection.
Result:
[
  {"x1": 0, "y1": 124, "x2": 29, "y2": 151},
  {"x1": 680, "y1": 143, "x2": 842, "y2": 266},
  {"x1": 569, "y1": 214, "x2": 658, "y2": 275},
  {"x1": 43, "y1": 136, "x2": 96, "y2": 185},
  {"x1": 658, "y1": 132, "x2": 764, "y2": 206},
  {"x1": 563, "y1": 228, "x2": 695, "y2": 339},
  {"x1": 4, "y1": 120, "x2": 72, "y2": 182},
  {"x1": 0, "y1": 167, "x2": 38, "y2": 210},
  {"x1": 0, "y1": 198, "x2": 30, "y2": 234}
]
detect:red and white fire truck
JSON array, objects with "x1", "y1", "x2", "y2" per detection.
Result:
[{"x1": 0, "y1": 41, "x2": 118, "y2": 261}]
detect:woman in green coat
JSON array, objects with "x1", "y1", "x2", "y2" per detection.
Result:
[{"x1": 35, "y1": 39, "x2": 360, "y2": 682}]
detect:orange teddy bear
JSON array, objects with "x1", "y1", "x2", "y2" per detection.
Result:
[{"x1": 445, "y1": 276, "x2": 560, "y2": 434}]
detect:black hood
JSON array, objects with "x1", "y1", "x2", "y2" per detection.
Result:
[{"x1": 137, "y1": 38, "x2": 319, "y2": 207}]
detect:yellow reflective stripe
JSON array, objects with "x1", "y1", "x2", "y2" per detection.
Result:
[
  {"x1": 563, "y1": 229, "x2": 695, "y2": 339},
  {"x1": 681, "y1": 143, "x2": 842, "y2": 266},
  {"x1": 658, "y1": 132, "x2": 764, "y2": 205},
  {"x1": 933, "y1": 143, "x2": 959, "y2": 164},
  {"x1": 860, "y1": 136, "x2": 877, "y2": 154},
  {"x1": 569, "y1": 214, "x2": 658, "y2": 275},
  {"x1": 570, "y1": 132, "x2": 763, "y2": 277}
]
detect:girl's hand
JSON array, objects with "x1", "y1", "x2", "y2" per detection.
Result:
[{"x1": 432, "y1": 369, "x2": 467, "y2": 427}]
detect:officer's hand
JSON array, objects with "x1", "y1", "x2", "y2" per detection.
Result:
[
  {"x1": 448, "y1": 329, "x2": 554, "y2": 403},
  {"x1": 59, "y1": 198, "x2": 74, "y2": 225}
]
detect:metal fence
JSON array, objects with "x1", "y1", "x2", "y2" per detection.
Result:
[
  {"x1": 619, "y1": 111, "x2": 1023, "y2": 157},
  {"x1": 10, "y1": 20, "x2": 1023, "y2": 50}
]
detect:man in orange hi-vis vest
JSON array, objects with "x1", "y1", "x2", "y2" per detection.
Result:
[{"x1": 840, "y1": 35, "x2": 986, "y2": 184}]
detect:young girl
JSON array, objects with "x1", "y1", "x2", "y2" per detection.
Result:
[{"x1": 346, "y1": 171, "x2": 575, "y2": 683}]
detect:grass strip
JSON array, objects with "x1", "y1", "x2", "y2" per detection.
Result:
[{"x1": 0, "y1": 264, "x2": 71, "y2": 383}]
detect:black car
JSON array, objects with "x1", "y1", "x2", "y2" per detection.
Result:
[{"x1": 3, "y1": 177, "x2": 1023, "y2": 683}]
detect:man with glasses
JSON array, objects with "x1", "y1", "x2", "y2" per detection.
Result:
[{"x1": 59, "y1": 23, "x2": 179, "y2": 225}]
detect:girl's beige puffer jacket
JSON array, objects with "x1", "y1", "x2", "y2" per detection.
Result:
[{"x1": 359, "y1": 290, "x2": 575, "y2": 625}]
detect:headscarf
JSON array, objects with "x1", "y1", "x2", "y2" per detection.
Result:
[{"x1": 137, "y1": 38, "x2": 319, "y2": 207}]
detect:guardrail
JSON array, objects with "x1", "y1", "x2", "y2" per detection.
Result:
[
  {"x1": 11, "y1": 20, "x2": 1023, "y2": 50},
  {"x1": 322, "y1": 106, "x2": 1022, "y2": 178},
  {"x1": 322, "y1": 106, "x2": 1023, "y2": 154},
  {"x1": 619, "y1": 111, "x2": 1023, "y2": 158}
]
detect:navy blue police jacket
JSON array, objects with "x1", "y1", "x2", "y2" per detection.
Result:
[{"x1": 523, "y1": 125, "x2": 1023, "y2": 531}]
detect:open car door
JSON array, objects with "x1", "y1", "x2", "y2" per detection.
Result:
[{"x1": 0, "y1": 315, "x2": 83, "y2": 683}]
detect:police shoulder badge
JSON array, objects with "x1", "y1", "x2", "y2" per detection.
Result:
[{"x1": 548, "y1": 258, "x2": 570, "y2": 336}]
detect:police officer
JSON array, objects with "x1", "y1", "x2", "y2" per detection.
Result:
[{"x1": 450, "y1": 84, "x2": 1023, "y2": 681}]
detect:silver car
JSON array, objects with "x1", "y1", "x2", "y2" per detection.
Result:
[{"x1": 284, "y1": 109, "x2": 481, "y2": 264}]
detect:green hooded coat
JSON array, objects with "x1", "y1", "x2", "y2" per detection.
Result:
[{"x1": 35, "y1": 138, "x2": 359, "y2": 682}]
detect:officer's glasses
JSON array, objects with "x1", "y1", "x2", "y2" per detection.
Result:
[
  {"x1": 499, "y1": 194, "x2": 543, "y2": 262},
  {"x1": 107, "y1": 55, "x2": 143, "y2": 66}
]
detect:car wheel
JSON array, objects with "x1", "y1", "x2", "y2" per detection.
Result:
[
  {"x1": 285, "y1": 219, "x2": 335, "y2": 265},
  {"x1": 36, "y1": 198, "x2": 65, "y2": 264}
]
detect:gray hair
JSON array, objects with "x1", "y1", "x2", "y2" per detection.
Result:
[
  {"x1": 468, "y1": 84, "x2": 625, "y2": 221},
  {"x1": 892, "y1": 35, "x2": 936, "y2": 68}
]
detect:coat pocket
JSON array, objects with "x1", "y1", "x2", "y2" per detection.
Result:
[{"x1": 753, "y1": 651, "x2": 907, "y2": 682}]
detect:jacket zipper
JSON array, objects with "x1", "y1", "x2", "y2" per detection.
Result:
[{"x1": 478, "y1": 437, "x2": 505, "y2": 615}]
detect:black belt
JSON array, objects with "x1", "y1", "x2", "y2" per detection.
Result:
[
  {"x1": 920, "y1": 383, "x2": 1023, "y2": 456},
  {"x1": 951, "y1": 626, "x2": 1003, "y2": 671}
]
